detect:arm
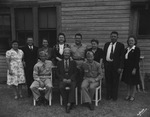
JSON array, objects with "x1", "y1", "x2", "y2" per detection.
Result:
[{"x1": 95, "y1": 64, "x2": 103, "y2": 81}]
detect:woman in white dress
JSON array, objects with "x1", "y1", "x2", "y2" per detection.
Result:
[{"x1": 6, "y1": 40, "x2": 26, "y2": 99}]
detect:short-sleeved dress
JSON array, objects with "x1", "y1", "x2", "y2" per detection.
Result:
[{"x1": 6, "y1": 49, "x2": 26, "y2": 86}]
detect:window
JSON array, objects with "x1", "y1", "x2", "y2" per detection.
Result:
[
  {"x1": 38, "y1": 7, "x2": 57, "y2": 47},
  {"x1": 0, "y1": 14, "x2": 11, "y2": 50},
  {"x1": 15, "y1": 8, "x2": 33, "y2": 47},
  {"x1": 138, "y1": 8, "x2": 150, "y2": 36}
]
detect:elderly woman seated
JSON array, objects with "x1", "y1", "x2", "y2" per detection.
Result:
[{"x1": 30, "y1": 51, "x2": 53, "y2": 105}]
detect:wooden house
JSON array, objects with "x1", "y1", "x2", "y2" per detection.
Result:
[{"x1": 0, "y1": 0, "x2": 150, "y2": 80}]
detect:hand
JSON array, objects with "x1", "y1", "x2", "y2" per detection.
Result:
[
  {"x1": 117, "y1": 68, "x2": 122, "y2": 74},
  {"x1": 90, "y1": 78, "x2": 96, "y2": 83},
  {"x1": 66, "y1": 79, "x2": 71, "y2": 83},
  {"x1": 9, "y1": 69, "x2": 13, "y2": 75},
  {"x1": 63, "y1": 79, "x2": 68, "y2": 83},
  {"x1": 132, "y1": 68, "x2": 136, "y2": 75},
  {"x1": 39, "y1": 81, "x2": 44, "y2": 88}
]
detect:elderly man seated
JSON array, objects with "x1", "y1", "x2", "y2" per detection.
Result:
[
  {"x1": 30, "y1": 51, "x2": 53, "y2": 105},
  {"x1": 57, "y1": 48, "x2": 77, "y2": 113},
  {"x1": 81, "y1": 51, "x2": 103, "y2": 110}
]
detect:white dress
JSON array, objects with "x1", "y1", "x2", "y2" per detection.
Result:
[{"x1": 6, "y1": 49, "x2": 26, "y2": 86}]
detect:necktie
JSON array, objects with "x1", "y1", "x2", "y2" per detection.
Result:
[
  {"x1": 65, "y1": 60, "x2": 69, "y2": 72},
  {"x1": 110, "y1": 44, "x2": 114, "y2": 60}
]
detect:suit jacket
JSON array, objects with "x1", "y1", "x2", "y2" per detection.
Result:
[
  {"x1": 22, "y1": 45, "x2": 38, "y2": 70},
  {"x1": 56, "y1": 59, "x2": 77, "y2": 82},
  {"x1": 103, "y1": 42, "x2": 124, "y2": 70}
]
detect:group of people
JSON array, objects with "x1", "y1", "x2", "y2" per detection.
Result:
[{"x1": 6, "y1": 31, "x2": 141, "y2": 113}]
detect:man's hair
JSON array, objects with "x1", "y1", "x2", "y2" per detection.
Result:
[
  {"x1": 39, "y1": 51, "x2": 47, "y2": 57},
  {"x1": 26, "y1": 36, "x2": 33, "y2": 40},
  {"x1": 91, "y1": 39, "x2": 99, "y2": 44},
  {"x1": 110, "y1": 31, "x2": 118, "y2": 36},
  {"x1": 86, "y1": 51, "x2": 94, "y2": 58},
  {"x1": 75, "y1": 33, "x2": 82, "y2": 39}
]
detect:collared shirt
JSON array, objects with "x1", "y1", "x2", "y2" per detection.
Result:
[
  {"x1": 33, "y1": 60, "x2": 53, "y2": 81},
  {"x1": 82, "y1": 61, "x2": 102, "y2": 79},
  {"x1": 28, "y1": 45, "x2": 33, "y2": 50},
  {"x1": 70, "y1": 43, "x2": 87, "y2": 59},
  {"x1": 125, "y1": 45, "x2": 135, "y2": 59},
  {"x1": 106, "y1": 42, "x2": 116, "y2": 61},
  {"x1": 71, "y1": 43, "x2": 87, "y2": 68}
]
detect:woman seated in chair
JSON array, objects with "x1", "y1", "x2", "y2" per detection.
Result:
[
  {"x1": 30, "y1": 51, "x2": 53, "y2": 105},
  {"x1": 81, "y1": 51, "x2": 103, "y2": 110}
]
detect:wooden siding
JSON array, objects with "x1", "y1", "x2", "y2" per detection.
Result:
[{"x1": 0, "y1": 0, "x2": 150, "y2": 75}]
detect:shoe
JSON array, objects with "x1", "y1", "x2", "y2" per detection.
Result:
[
  {"x1": 66, "y1": 105, "x2": 70, "y2": 113},
  {"x1": 124, "y1": 96, "x2": 130, "y2": 101},
  {"x1": 89, "y1": 103, "x2": 94, "y2": 111},
  {"x1": 129, "y1": 97, "x2": 135, "y2": 102}
]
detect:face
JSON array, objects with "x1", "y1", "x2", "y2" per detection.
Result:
[
  {"x1": 75, "y1": 35, "x2": 82, "y2": 45},
  {"x1": 91, "y1": 41, "x2": 98, "y2": 49},
  {"x1": 86, "y1": 53, "x2": 94, "y2": 63},
  {"x1": 110, "y1": 33, "x2": 118, "y2": 43},
  {"x1": 40, "y1": 54, "x2": 47, "y2": 62},
  {"x1": 128, "y1": 37, "x2": 135, "y2": 47},
  {"x1": 12, "y1": 42, "x2": 18, "y2": 50},
  {"x1": 64, "y1": 51, "x2": 70, "y2": 59},
  {"x1": 42, "y1": 39, "x2": 48, "y2": 47},
  {"x1": 27, "y1": 37, "x2": 33, "y2": 46},
  {"x1": 58, "y1": 35, "x2": 65, "y2": 43}
]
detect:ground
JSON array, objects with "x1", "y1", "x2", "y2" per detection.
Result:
[{"x1": 0, "y1": 82, "x2": 150, "y2": 117}]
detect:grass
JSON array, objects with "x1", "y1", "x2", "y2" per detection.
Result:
[{"x1": 0, "y1": 82, "x2": 150, "y2": 117}]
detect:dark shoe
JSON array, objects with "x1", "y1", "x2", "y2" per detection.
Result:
[
  {"x1": 66, "y1": 105, "x2": 70, "y2": 113},
  {"x1": 124, "y1": 96, "x2": 130, "y2": 101},
  {"x1": 129, "y1": 97, "x2": 135, "y2": 102},
  {"x1": 89, "y1": 103, "x2": 94, "y2": 111}
]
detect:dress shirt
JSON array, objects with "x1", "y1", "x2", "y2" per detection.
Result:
[
  {"x1": 33, "y1": 60, "x2": 53, "y2": 81},
  {"x1": 59, "y1": 44, "x2": 64, "y2": 55},
  {"x1": 106, "y1": 42, "x2": 116, "y2": 61}
]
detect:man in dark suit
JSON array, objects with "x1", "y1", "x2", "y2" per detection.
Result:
[
  {"x1": 22, "y1": 37, "x2": 38, "y2": 97},
  {"x1": 103, "y1": 31, "x2": 124, "y2": 101},
  {"x1": 57, "y1": 48, "x2": 77, "y2": 113}
]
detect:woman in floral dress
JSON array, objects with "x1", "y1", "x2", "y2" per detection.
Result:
[{"x1": 6, "y1": 40, "x2": 25, "y2": 99}]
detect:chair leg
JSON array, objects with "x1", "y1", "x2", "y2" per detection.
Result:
[
  {"x1": 80, "y1": 90, "x2": 82, "y2": 104},
  {"x1": 49, "y1": 93, "x2": 52, "y2": 106},
  {"x1": 75, "y1": 88, "x2": 78, "y2": 105},
  {"x1": 95, "y1": 88, "x2": 98, "y2": 106},
  {"x1": 33, "y1": 98, "x2": 36, "y2": 106},
  {"x1": 99, "y1": 87, "x2": 101, "y2": 101},
  {"x1": 60, "y1": 95, "x2": 63, "y2": 105}
]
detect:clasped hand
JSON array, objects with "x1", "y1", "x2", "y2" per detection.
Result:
[{"x1": 63, "y1": 79, "x2": 71, "y2": 83}]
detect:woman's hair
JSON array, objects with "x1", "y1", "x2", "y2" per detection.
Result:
[
  {"x1": 91, "y1": 39, "x2": 99, "y2": 44},
  {"x1": 11, "y1": 40, "x2": 19, "y2": 45},
  {"x1": 127, "y1": 35, "x2": 137, "y2": 45},
  {"x1": 58, "y1": 33, "x2": 66, "y2": 43},
  {"x1": 111, "y1": 31, "x2": 118, "y2": 36}
]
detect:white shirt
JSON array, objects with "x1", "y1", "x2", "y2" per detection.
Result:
[
  {"x1": 125, "y1": 45, "x2": 135, "y2": 59},
  {"x1": 59, "y1": 44, "x2": 64, "y2": 55},
  {"x1": 28, "y1": 45, "x2": 33, "y2": 50},
  {"x1": 106, "y1": 42, "x2": 116, "y2": 61}
]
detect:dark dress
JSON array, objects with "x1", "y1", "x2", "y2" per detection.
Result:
[
  {"x1": 122, "y1": 46, "x2": 141, "y2": 85},
  {"x1": 86, "y1": 48, "x2": 104, "y2": 63}
]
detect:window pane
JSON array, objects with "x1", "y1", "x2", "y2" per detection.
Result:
[
  {"x1": 138, "y1": 9, "x2": 150, "y2": 35},
  {"x1": 15, "y1": 8, "x2": 33, "y2": 30},
  {"x1": 39, "y1": 7, "x2": 56, "y2": 29}
]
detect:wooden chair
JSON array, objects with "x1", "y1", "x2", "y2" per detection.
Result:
[{"x1": 80, "y1": 79, "x2": 102, "y2": 106}]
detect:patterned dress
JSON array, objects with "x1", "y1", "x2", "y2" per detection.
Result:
[{"x1": 6, "y1": 49, "x2": 26, "y2": 86}]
